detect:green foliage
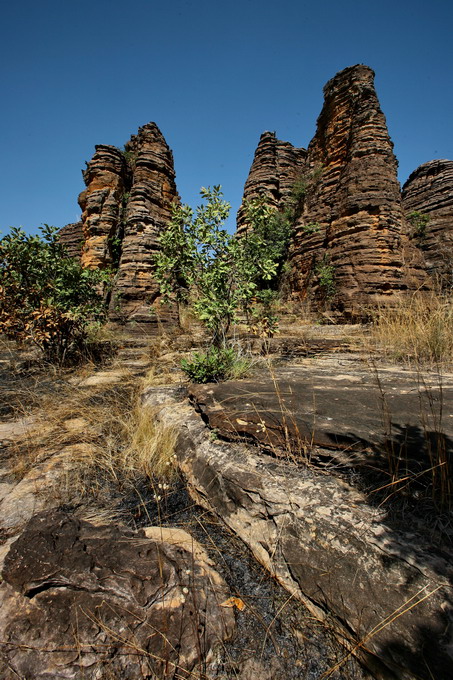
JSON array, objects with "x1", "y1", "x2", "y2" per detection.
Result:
[
  {"x1": 249, "y1": 289, "x2": 280, "y2": 338},
  {"x1": 301, "y1": 222, "x2": 321, "y2": 234},
  {"x1": 180, "y1": 346, "x2": 250, "y2": 383},
  {"x1": 0, "y1": 225, "x2": 109, "y2": 363},
  {"x1": 121, "y1": 148, "x2": 138, "y2": 168},
  {"x1": 407, "y1": 210, "x2": 430, "y2": 239},
  {"x1": 315, "y1": 256, "x2": 336, "y2": 299},
  {"x1": 155, "y1": 187, "x2": 289, "y2": 345}
]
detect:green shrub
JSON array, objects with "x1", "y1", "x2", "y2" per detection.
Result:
[
  {"x1": 407, "y1": 210, "x2": 430, "y2": 239},
  {"x1": 180, "y1": 346, "x2": 250, "y2": 383},
  {"x1": 0, "y1": 225, "x2": 109, "y2": 363},
  {"x1": 315, "y1": 256, "x2": 336, "y2": 299}
]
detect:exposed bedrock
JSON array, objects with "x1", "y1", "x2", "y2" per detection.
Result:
[
  {"x1": 402, "y1": 159, "x2": 453, "y2": 287},
  {"x1": 0, "y1": 510, "x2": 235, "y2": 679},
  {"x1": 144, "y1": 385, "x2": 453, "y2": 680}
]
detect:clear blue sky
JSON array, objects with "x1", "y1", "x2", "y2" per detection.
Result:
[{"x1": 1, "y1": 0, "x2": 452, "y2": 235}]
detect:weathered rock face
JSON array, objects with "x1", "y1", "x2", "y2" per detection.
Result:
[
  {"x1": 236, "y1": 131, "x2": 306, "y2": 235},
  {"x1": 69, "y1": 122, "x2": 179, "y2": 328},
  {"x1": 58, "y1": 221, "x2": 84, "y2": 258},
  {"x1": 145, "y1": 385, "x2": 453, "y2": 680},
  {"x1": 78, "y1": 144, "x2": 130, "y2": 269},
  {"x1": 402, "y1": 159, "x2": 453, "y2": 287},
  {"x1": 238, "y1": 65, "x2": 430, "y2": 317},
  {"x1": 109, "y1": 123, "x2": 179, "y2": 326},
  {"x1": 0, "y1": 510, "x2": 235, "y2": 679}
]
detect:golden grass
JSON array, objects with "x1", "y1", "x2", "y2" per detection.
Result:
[
  {"x1": 367, "y1": 292, "x2": 453, "y2": 366},
  {"x1": 6, "y1": 359, "x2": 178, "y2": 503}
]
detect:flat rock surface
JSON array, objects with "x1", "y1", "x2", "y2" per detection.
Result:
[
  {"x1": 189, "y1": 356, "x2": 453, "y2": 468},
  {"x1": 146, "y1": 384, "x2": 453, "y2": 680}
]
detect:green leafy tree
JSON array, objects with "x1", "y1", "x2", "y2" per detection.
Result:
[
  {"x1": 155, "y1": 187, "x2": 292, "y2": 346},
  {"x1": 0, "y1": 225, "x2": 109, "y2": 363}
]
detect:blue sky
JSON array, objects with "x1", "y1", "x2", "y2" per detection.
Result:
[{"x1": 1, "y1": 0, "x2": 452, "y2": 235}]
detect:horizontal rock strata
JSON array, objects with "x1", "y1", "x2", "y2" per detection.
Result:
[
  {"x1": 57, "y1": 221, "x2": 84, "y2": 258},
  {"x1": 63, "y1": 122, "x2": 179, "y2": 329},
  {"x1": 109, "y1": 123, "x2": 179, "y2": 327},
  {"x1": 402, "y1": 159, "x2": 453, "y2": 287},
  {"x1": 79, "y1": 144, "x2": 130, "y2": 269},
  {"x1": 236, "y1": 131, "x2": 306, "y2": 236},
  {"x1": 238, "y1": 65, "x2": 431, "y2": 317},
  {"x1": 0, "y1": 510, "x2": 235, "y2": 679},
  {"x1": 144, "y1": 385, "x2": 453, "y2": 680}
]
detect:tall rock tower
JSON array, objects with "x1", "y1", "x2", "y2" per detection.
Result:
[
  {"x1": 238, "y1": 65, "x2": 430, "y2": 317},
  {"x1": 74, "y1": 122, "x2": 179, "y2": 329},
  {"x1": 402, "y1": 159, "x2": 453, "y2": 288}
]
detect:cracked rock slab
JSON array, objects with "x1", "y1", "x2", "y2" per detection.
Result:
[
  {"x1": 0, "y1": 510, "x2": 235, "y2": 679},
  {"x1": 144, "y1": 385, "x2": 453, "y2": 680}
]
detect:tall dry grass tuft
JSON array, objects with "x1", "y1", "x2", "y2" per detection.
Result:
[
  {"x1": 367, "y1": 292, "x2": 453, "y2": 366},
  {"x1": 120, "y1": 405, "x2": 178, "y2": 481}
]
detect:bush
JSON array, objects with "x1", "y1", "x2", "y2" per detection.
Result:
[
  {"x1": 180, "y1": 346, "x2": 250, "y2": 383},
  {"x1": 0, "y1": 225, "x2": 109, "y2": 363},
  {"x1": 407, "y1": 210, "x2": 430, "y2": 239}
]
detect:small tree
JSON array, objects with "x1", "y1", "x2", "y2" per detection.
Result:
[
  {"x1": 154, "y1": 187, "x2": 291, "y2": 347},
  {"x1": 0, "y1": 225, "x2": 109, "y2": 363}
]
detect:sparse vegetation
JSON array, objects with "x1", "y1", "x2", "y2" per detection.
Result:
[
  {"x1": 407, "y1": 210, "x2": 430, "y2": 239},
  {"x1": 315, "y1": 255, "x2": 336, "y2": 299},
  {"x1": 368, "y1": 292, "x2": 453, "y2": 365},
  {"x1": 180, "y1": 345, "x2": 251, "y2": 383}
]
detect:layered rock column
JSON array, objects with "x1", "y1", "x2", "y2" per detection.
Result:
[
  {"x1": 58, "y1": 221, "x2": 84, "y2": 259},
  {"x1": 78, "y1": 145, "x2": 130, "y2": 269},
  {"x1": 402, "y1": 159, "x2": 453, "y2": 287},
  {"x1": 236, "y1": 131, "x2": 306, "y2": 235},
  {"x1": 72, "y1": 122, "x2": 179, "y2": 328},
  {"x1": 292, "y1": 64, "x2": 428, "y2": 314},
  {"x1": 238, "y1": 64, "x2": 430, "y2": 317},
  {"x1": 109, "y1": 123, "x2": 179, "y2": 325}
]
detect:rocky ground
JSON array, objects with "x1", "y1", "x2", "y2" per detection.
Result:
[{"x1": 0, "y1": 329, "x2": 452, "y2": 679}]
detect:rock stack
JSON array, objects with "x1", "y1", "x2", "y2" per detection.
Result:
[
  {"x1": 402, "y1": 159, "x2": 453, "y2": 288},
  {"x1": 238, "y1": 65, "x2": 431, "y2": 317},
  {"x1": 69, "y1": 122, "x2": 179, "y2": 329}
]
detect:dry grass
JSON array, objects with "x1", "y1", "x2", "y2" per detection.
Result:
[
  {"x1": 5, "y1": 361, "x2": 178, "y2": 505},
  {"x1": 367, "y1": 292, "x2": 453, "y2": 366}
]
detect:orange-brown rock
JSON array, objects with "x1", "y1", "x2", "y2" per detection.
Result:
[
  {"x1": 57, "y1": 221, "x2": 84, "y2": 259},
  {"x1": 78, "y1": 145, "x2": 130, "y2": 269},
  {"x1": 109, "y1": 123, "x2": 179, "y2": 326},
  {"x1": 69, "y1": 123, "x2": 179, "y2": 329},
  {"x1": 236, "y1": 131, "x2": 306, "y2": 235},
  {"x1": 238, "y1": 65, "x2": 430, "y2": 318},
  {"x1": 402, "y1": 159, "x2": 453, "y2": 287}
]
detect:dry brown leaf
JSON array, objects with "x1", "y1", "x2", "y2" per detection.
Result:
[{"x1": 220, "y1": 596, "x2": 246, "y2": 611}]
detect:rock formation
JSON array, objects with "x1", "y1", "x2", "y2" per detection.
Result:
[
  {"x1": 238, "y1": 65, "x2": 431, "y2": 317},
  {"x1": 109, "y1": 123, "x2": 179, "y2": 326},
  {"x1": 78, "y1": 144, "x2": 130, "y2": 269},
  {"x1": 70, "y1": 122, "x2": 179, "y2": 328},
  {"x1": 402, "y1": 159, "x2": 453, "y2": 287},
  {"x1": 0, "y1": 510, "x2": 235, "y2": 679},
  {"x1": 58, "y1": 221, "x2": 84, "y2": 258},
  {"x1": 236, "y1": 131, "x2": 306, "y2": 235},
  {"x1": 145, "y1": 384, "x2": 453, "y2": 680}
]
